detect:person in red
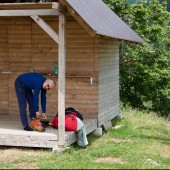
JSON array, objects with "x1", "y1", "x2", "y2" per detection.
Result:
[{"x1": 51, "y1": 110, "x2": 88, "y2": 147}]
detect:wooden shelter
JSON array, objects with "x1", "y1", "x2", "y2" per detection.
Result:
[{"x1": 0, "y1": 0, "x2": 144, "y2": 149}]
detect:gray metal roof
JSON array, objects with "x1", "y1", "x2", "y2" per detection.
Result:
[{"x1": 66, "y1": 0, "x2": 144, "y2": 43}]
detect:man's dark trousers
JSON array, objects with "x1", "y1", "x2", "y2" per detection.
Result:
[{"x1": 15, "y1": 77, "x2": 36, "y2": 127}]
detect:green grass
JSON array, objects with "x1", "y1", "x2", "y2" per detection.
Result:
[{"x1": 0, "y1": 108, "x2": 169, "y2": 169}]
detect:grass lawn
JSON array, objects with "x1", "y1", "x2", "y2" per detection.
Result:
[{"x1": 0, "y1": 108, "x2": 169, "y2": 169}]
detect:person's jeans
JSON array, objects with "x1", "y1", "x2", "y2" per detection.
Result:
[
  {"x1": 15, "y1": 78, "x2": 36, "y2": 127},
  {"x1": 76, "y1": 117, "x2": 88, "y2": 147}
]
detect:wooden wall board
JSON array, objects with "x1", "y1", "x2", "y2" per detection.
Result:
[
  {"x1": 0, "y1": 3, "x2": 54, "y2": 10},
  {"x1": 0, "y1": 61, "x2": 8, "y2": 70},
  {"x1": 98, "y1": 39, "x2": 120, "y2": 127},
  {"x1": 98, "y1": 103, "x2": 120, "y2": 119},
  {"x1": 0, "y1": 20, "x2": 9, "y2": 115},
  {"x1": 31, "y1": 47, "x2": 58, "y2": 53},
  {"x1": 45, "y1": 76, "x2": 98, "y2": 118},
  {"x1": 0, "y1": 74, "x2": 9, "y2": 115},
  {"x1": 8, "y1": 47, "x2": 31, "y2": 53}
]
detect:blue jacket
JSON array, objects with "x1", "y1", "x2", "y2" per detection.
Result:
[{"x1": 18, "y1": 72, "x2": 47, "y2": 113}]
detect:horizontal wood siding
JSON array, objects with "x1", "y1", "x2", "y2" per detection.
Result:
[
  {"x1": 0, "y1": 16, "x2": 98, "y2": 119},
  {"x1": 46, "y1": 77, "x2": 98, "y2": 118},
  {"x1": 8, "y1": 17, "x2": 32, "y2": 115},
  {"x1": 0, "y1": 19, "x2": 9, "y2": 114},
  {"x1": 98, "y1": 39, "x2": 120, "y2": 127}
]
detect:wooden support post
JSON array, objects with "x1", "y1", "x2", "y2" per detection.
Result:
[{"x1": 58, "y1": 10, "x2": 66, "y2": 148}]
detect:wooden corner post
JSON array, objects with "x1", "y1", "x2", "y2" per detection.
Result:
[{"x1": 58, "y1": 8, "x2": 66, "y2": 148}]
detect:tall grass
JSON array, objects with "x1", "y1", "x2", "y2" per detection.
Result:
[{"x1": 0, "y1": 108, "x2": 169, "y2": 169}]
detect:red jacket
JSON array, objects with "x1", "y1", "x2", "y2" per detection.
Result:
[{"x1": 51, "y1": 114, "x2": 77, "y2": 131}]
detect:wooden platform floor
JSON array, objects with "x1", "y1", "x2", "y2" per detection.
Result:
[{"x1": 0, "y1": 114, "x2": 97, "y2": 149}]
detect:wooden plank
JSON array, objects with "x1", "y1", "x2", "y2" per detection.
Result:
[
  {"x1": 99, "y1": 75, "x2": 119, "y2": 86},
  {"x1": 0, "y1": 116, "x2": 97, "y2": 148},
  {"x1": 31, "y1": 42, "x2": 57, "y2": 48},
  {"x1": 99, "y1": 80, "x2": 119, "y2": 91},
  {"x1": 0, "y1": 9, "x2": 59, "y2": 16},
  {"x1": 99, "y1": 97, "x2": 119, "y2": 113},
  {"x1": 99, "y1": 68, "x2": 119, "y2": 82},
  {"x1": 31, "y1": 38, "x2": 57, "y2": 44},
  {"x1": 66, "y1": 48, "x2": 94, "y2": 53},
  {"x1": 8, "y1": 34, "x2": 31, "y2": 39},
  {"x1": 8, "y1": 58, "x2": 31, "y2": 63},
  {"x1": 31, "y1": 47, "x2": 57, "y2": 53},
  {"x1": 8, "y1": 24, "x2": 31, "y2": 30},
  {"x1": 8, "y1": 48, "x2": 31, "y2": 53},
  {"x1": 99, "y1": 89, "x2": 119, "y2": 101},
  {"x1": 9, "y1": 62, "x2": 31, "y2": 72},
  {"x1": 66, "y1": 56, "x2": 94, "y2": 62},
  {"x1": 0, "y1": 3, "x2": 55, "y2": 10},
  {"x1": 32, "y1": 33, "x2": 58, "y2": 39},
  {"x1": 0, "y1": 73, "x2": 9, "y2": 114},
  {"x1": 8, "y1": 30, "x2": 31, "y2": 34},
  {"x1": 0, "y1": 61, "x2": 8, "y2": 70},
  {"x1": 98, "y1": 104, "x2": 119, "y2": 124},
  {"x1": 0, "y1": 19, "x2": 10, "y2": 25},
  {"x1": 67, "y1": 38, "x2": 94, "y2": 43},
  {"x1": 8, "y1": 39, "x2": 31, "y2": 44},
  {"x1": 8, "y1": 17, "x2": 31, "y2": 24}
]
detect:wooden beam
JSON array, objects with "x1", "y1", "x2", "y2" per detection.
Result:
[
  {"x1": 0, "y1": 2, "x2": 58, "y2": 9},
  {"x1": 30, "y1": 15, "x2": 59, "y2": 44},
  {"x1": 0, "y1": 2, "x2": 52, "y2": 5},
  {"x1": 58, "y1": 10, "x2": 66, "y2": 148},
  {"x1": 52, "y1": 2, "x2": 61, "y2": 9},
  {"x1": 59, "y1": 0, "x2": 96, "y2": 37},
  {"x1": 0, "y1": 9, "x2": 59, "y2": 16}
]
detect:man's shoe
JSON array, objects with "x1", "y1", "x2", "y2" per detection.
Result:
[
  {"x1": 24, "y1": 125, "x2": 33, "y2": 131},
  {"x1": 30, "y1": 118, "x2": 45, "y2": 132}
]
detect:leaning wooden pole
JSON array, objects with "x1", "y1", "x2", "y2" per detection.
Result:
[{"x1": 58, "y1": 9, "x2": 66, "y2": 148}]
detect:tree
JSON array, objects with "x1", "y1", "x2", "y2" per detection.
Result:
[
  {"x1": 128, "y1": 0, "x2": 170, "y2": 11},
  {"x1": 103, "y1": 0, "x2": 170, "y2": 116}
]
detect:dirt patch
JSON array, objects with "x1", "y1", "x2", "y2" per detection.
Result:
[
  {"x1": 15, "y1": 162, "x2": 38, "y2": 169},
  {"x1": 112, "y1": 125, "x2": 125, "y2": 130},
  {"x1": 98, "y1": 137, "x2": 131, "y2": 143},
  {"x1": 110, "y1": 138, "x2": 131, "y2": 143},
  {"x1": 96, "y1": 157, "x2": 125, "y2": 164},
  {"x1": 0, "y1": 146, "x2": 50, "y2": 163},
  {"x1": 157, "y1": 142, "x2": 170, "y2": 158}
]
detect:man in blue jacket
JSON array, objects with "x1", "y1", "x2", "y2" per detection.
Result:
[{"x1": 15, "y1": 72, "x2": 56, "y2": 132}]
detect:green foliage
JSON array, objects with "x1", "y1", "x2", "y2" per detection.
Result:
[
  {"x1": 103, "y1": 0, "x2": 170, "y2": 116},
  {"x1": 128, "y1": 0, "x2": 170, "y2": 12}
]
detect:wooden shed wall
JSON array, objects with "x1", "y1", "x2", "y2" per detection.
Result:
[
  {"x1": 0, "y1": 19, "x2": 8, "y2": 114},
  {"x1": 0, "y1": 16, "x2": 98, "y2": 119},
  {"x1": 98, "y1": 39, "x2": 120, "y2": 127}
]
